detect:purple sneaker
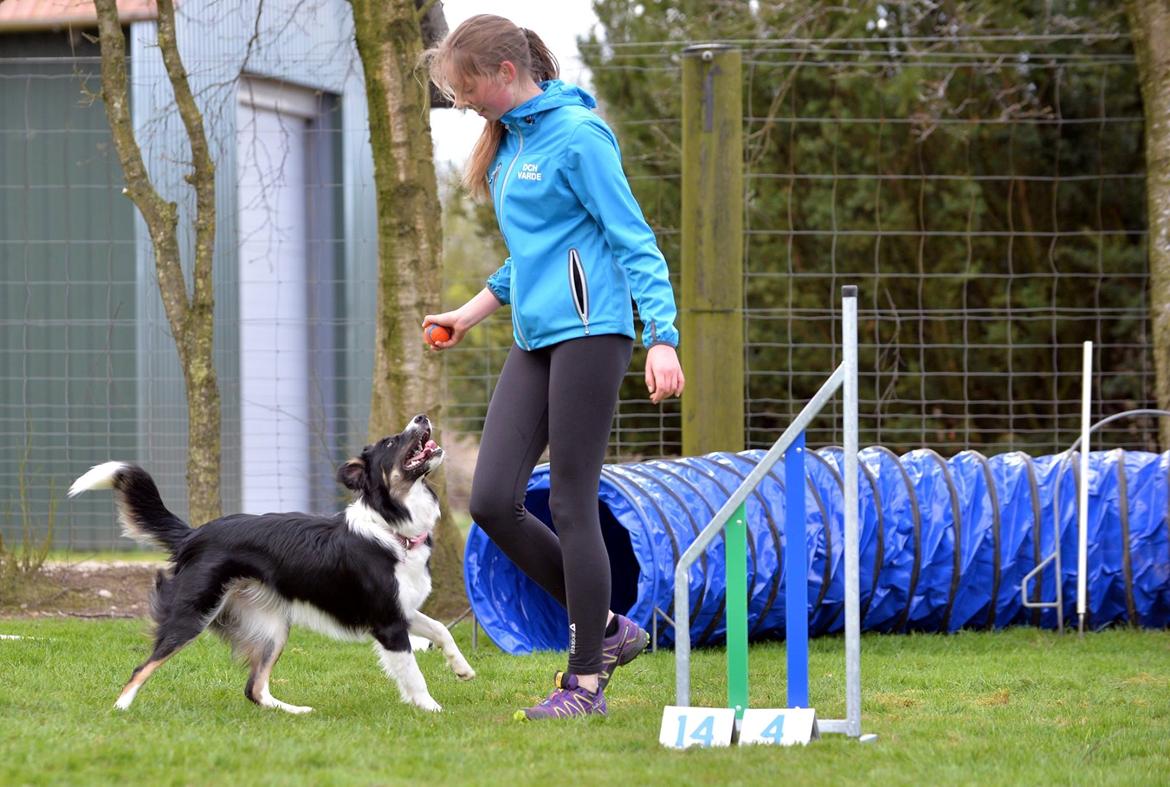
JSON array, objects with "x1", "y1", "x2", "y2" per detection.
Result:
[
  {"x1": 514, "y1": 672, "x2": 607, "y2": 721},
  {"x1": 598, "y1": 613, "x2": 650, "y2": 691}
]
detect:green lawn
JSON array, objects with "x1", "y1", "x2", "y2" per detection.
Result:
[
  {"x1": 0, "y1": 619, "x2": 1167, "y2": 785},
  {"x1": 44, "y1": 549, "x2": 166, "y2": 564}
]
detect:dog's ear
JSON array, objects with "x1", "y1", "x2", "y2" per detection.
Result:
[{"x1": 337, "y1": 457, "x2": 367, "y2": 491}]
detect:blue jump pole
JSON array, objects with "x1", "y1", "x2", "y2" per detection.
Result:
[{"x1": 785, "y1": 431, "x2": 810, "y2": 708}]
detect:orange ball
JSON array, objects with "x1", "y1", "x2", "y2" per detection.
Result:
[{"x1": 425, "y1": 323, "x2": 451, "y2": 345}]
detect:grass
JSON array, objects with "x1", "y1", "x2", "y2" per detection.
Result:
[
  {"x1": 0, "y1": 620, "x2": 1167, "y2": 786},
  {"x1": 44, "y1": 549, "x2": 166, "y2": 564}
]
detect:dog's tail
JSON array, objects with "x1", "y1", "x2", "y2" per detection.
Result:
[{"x1": 69, "y1": 462, "x2": 192, "y2": 554}]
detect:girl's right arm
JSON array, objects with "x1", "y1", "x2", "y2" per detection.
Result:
[{"x1": 422, "y1": 287, "x2": 502, "y2": 351}]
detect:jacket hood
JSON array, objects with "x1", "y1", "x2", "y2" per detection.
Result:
[{"x1": 500, "y1": 80, "x2": 596, "y2": 125}]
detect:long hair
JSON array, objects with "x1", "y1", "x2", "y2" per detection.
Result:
[{"x1": 422, "y1": 15, "x2": 558, "y2": 200}]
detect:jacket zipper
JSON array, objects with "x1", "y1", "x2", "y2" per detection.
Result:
[
  {"x1": 498, "y1": 126, "x2": 529, "y2": 349},
  {"x1": 568, "y1": 248, "x2": 590, "y2": 335}
]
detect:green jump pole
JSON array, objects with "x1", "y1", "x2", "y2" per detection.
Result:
[{"x1": 726, "y1": 502, "x2": 749, "y2": 719}]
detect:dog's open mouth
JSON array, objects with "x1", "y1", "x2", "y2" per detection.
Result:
[{"x1": 404, "y1": 428, "x2": 441, "y2": 472}]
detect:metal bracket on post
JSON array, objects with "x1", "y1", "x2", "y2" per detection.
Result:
[{"x1": 652, "y1": 606, "x2": 676, "y2": 654}]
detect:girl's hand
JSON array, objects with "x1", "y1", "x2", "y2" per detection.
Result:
[
  {"x1": 422, "y1": 311, "x2": 466, "y2": 351},
  {"x1": 423, "y1": 288, "x2": 504, "y2": 352},
  {"x1": 645, "y1": 344, "x2": 685, "y2": 404}
]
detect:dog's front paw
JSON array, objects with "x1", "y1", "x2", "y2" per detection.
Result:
[
  {"x1": 453, "y1": 661, "x2": 475, "y2": 681},
  {"x1": 411, "y1": 694, "x2": 442, "y2": 713},
  {"x1": 266, "y1": 699, "x2": 314, "y2": 715}
]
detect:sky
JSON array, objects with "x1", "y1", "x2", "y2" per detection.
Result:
[{"x1": 429, "y1": 0, "x2": 600, "y2": 166}]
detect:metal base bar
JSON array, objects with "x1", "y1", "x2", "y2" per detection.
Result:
[{"x1": 817, "y1": 719, "x2": 851, "y2": 735}]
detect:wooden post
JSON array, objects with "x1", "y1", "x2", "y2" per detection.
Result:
[{"x1": 681, "y1": 44, "x2": 744, "y2": 456}]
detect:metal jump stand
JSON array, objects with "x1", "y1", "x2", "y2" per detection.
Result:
[{"x1": 671, "y1": 285, "x2": 866, "y2": 740}]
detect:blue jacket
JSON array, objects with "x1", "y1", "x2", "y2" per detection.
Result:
[{"x1": 484, "y1": 80, "x2": 680, "y2": 351}]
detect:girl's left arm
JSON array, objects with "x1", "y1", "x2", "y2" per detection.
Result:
[{"x1": 564, "y1": 120, "x2": 680, "y2": 351}]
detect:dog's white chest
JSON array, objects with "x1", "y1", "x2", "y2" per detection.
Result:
[
  {"x1": 402, "y1": 483, "x2": 440, "y2": 533},
  {"x1": 395, "y1": 483, "x2": 438, "y2": 614},
  {"x1": 344, "y1": 481, "x2": 438, "y2": 616},
  {"x1": 395, "y1": 551, "x2": 432, "y2": 614}
]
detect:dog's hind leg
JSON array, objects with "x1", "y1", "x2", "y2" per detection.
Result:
[
  {"x1": 409, "y1": 613, "x2": 475, "y2": 681},
  {"x1": 115, "y1": 618, "x2": 203, "y2": 710},
  {"x1": 243, "y1": 629, "x2": 312, "y2": 715},
  {"x1": 374, "y1": 623, "x2": 441, "y2": 712},
  {"x1": 240, "y1": 619, "x2": 312, "y2": 715},
  {"x1": 115, "y1": 654, "x2": 171, "y2": 710},
  {"x1": 116, "y1": 565, "x2": 230, "y2": 710},
  {"x1": 214, "y1": 582, "x2": 312, "y2": 715}
]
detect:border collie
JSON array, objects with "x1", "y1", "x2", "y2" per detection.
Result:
[{"x1": 68, "y1": 414, "x2": 474, "y2": 714}]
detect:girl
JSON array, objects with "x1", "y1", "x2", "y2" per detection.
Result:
[{"x1": 422, "y1": 14, "x2": 684, "y2": 720}]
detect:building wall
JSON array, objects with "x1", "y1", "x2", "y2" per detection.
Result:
[
  {"x1": 0, "y1": 31, "x2": 138, "y2": 549},
  {"x1": 126, "y1": 0, "x2": 377, "y2": 525},
  {"x1": 0, "y1": 2, "x2": 379, "y2": 548}
]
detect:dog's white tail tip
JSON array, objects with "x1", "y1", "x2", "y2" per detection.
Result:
[{"x1": 69, "y1": 461, "x2": 128, "y2": 498}]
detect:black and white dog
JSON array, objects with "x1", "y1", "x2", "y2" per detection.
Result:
[{"x1": 68, "y1": 414, "x2": 474, "y2": 714}]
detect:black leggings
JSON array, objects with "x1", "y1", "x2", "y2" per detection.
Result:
[{"x1": 468, "y1": 334, "x2": 633, "y2": 675}]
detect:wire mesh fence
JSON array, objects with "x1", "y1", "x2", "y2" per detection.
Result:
[
  {"x1": 579, "y1": 29, "x2": 1152, "y2": 459},
  {"x1": 0, "y1": 27, "x2": 1158, "y2": 550}
]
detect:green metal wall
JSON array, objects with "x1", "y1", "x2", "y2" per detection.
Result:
[{"x1": 0, "y1": 32, "x2": 137, "y2": 550}]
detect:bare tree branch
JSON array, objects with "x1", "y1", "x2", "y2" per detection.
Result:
[
  {"x1": 93, "y1": 0, "x2": 223, "y2": 523},
  {"x1": 155, "y1": 0, "x2": 216, "y2": 325}
]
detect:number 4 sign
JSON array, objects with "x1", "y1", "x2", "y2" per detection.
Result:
[
  {"x1": 738, "y1": 708, "x2": 820, "y2": 746},
  {"x1": 658, "y1": 706, "x2": 736, "y2": 749}
]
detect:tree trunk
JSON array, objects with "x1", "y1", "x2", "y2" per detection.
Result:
[
  {"x1": 1127, "y1": 0, "x2": 1170, "y2": 449},
  {"x1": 94, "y1": 0, "x2": 223, "y2": 524},
  {"x1": 349, "y1": 0, "x2": 466, "y2": 616}
]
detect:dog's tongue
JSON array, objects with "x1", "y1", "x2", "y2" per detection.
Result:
[{"x1": 410, "y1": 439, "x2": 438, "y2": 465}]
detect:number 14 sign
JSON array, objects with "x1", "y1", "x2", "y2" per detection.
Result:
[
  {"x1": 659, "y1": 707, "x2": 819, "y2": 749},
  {"x1": 659, "y1": 707, "x2": 736, "y2": 748}
]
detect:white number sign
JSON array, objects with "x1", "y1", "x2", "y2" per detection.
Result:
[
  {"x1": 659, "y1": 706, "x2": 737, "y2": 749},
  {"x1": 738, "y1": 708, "x2": 820, "y2": 746}
]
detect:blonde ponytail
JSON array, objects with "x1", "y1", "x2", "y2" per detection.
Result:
[{"x1": 522, "y1": 27, "x2": 559, "y2": 84}]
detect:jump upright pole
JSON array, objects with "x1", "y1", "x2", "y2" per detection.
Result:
[
  {"x1": 843, "y1": 284, "x2": 862, "y2": 738},
  {"x1": 725, "y1": 504, "x2": 749, "y2": 719},
  {"x1": 785, "y1": 432, "x2": 809, "y2": 709}
]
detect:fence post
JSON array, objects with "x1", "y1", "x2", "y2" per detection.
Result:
[{"x1": 680, "y1": 44, "x2": 743, "y2": 456}]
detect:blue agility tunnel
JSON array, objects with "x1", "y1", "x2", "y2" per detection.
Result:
[{"x1": 463, "y1": 449, "x2": 1170, "y2": 654}]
